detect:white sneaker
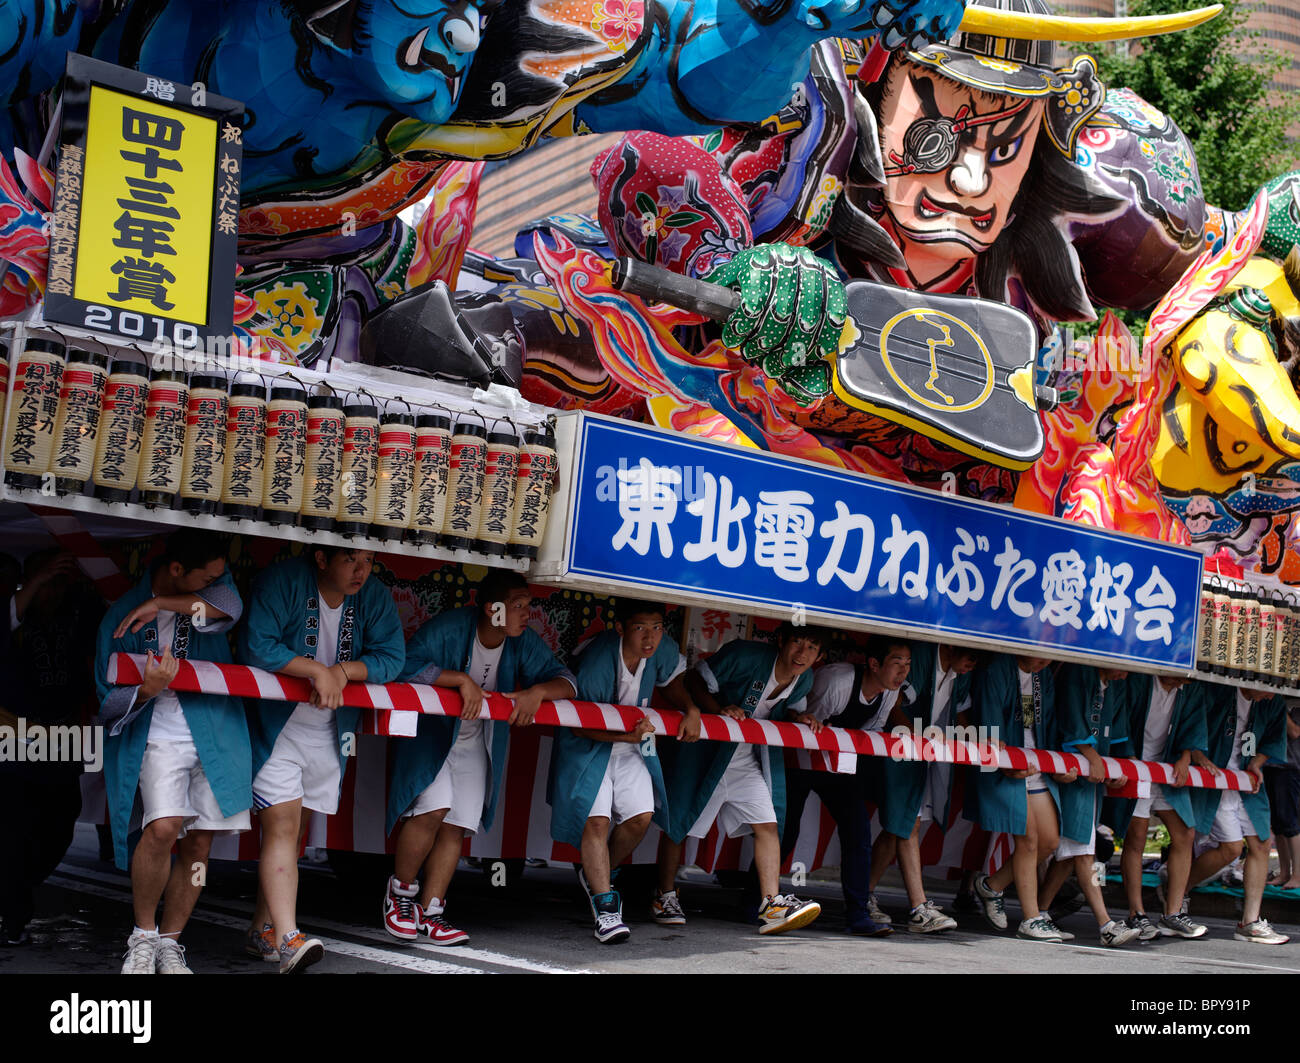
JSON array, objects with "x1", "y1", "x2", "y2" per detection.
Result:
[
  {"x1": 757, "y1": 894, "x2": 821, "y2": 935},
  {"x1": 866, "y1": 894, "x2": 892, "y2": 925},
  {"x1": 1100, "y1": 919, "x2": 1141, "y2": 947},
  {"x1": 1016, "y1": 916, "x2": 1064, "y2": 942},
  {"x1": 155, "y1": 937, "x2": 193, "y2": 973},
  {"x1": 908, "y1": 901, "x2": 957, "y2": 933},
  {"x1": 974, "y1": 873, "x2": 1007, "y2": 931},
  {"x1": 1234, "y1": 919, "x2": 1290, "y2": 944},
  {"x1": 121, "y1": 931, "x2": 157, "y2": 974}
]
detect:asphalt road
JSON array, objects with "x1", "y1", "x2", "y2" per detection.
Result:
[{"x1": 4, "y1": 824, "x2": 1298, "y2": 976}]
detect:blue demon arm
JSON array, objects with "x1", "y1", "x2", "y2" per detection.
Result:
[{"x1": 573, "y1": 0, "x2": 965, "y2": 135}]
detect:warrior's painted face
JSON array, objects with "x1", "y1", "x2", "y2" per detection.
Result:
[
  {"x1": 878, "y1": 62, "x2": 1044, "y2": 264},
  {"x1": 353, "y1": 0, "x2": 486, "y2": 124}
]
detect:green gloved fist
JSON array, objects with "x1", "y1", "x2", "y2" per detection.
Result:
[{"x1": 703, "y1": 242, "x2": 847, "y2": 406}]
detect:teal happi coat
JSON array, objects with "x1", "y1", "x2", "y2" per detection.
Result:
[
  {"x1": 546, "y1": 630, "x2": 680, "y2": 848},
  {"x1": 1052, "y1": 663, "x2": 1130, "y2": 845},
  {"x1": 873, "y1": 641, "x2": 973, "y2": 839},
  {"x1": 385, "y1": 606, "x2": 575, "y2": 835},
  {"x1": 239, "y1": 558, "x2": 404, "y2": 785},
  {"x1": 95, "y1": 567, "x2": 250, "y2": 870},
  {"x1": 966, "y1": 653, "x2": 1060, "y2": 836},
  {"x1": 1105, "y1": 675, "x2": 1209, "y2": 838},
  {"x1": 1192, "y1": 685, "x2": 1286, "y2": 838},
  {"x1": 661, "y1": 639, "x2": 811, "y2": 842}
]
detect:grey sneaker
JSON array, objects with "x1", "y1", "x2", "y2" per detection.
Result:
[
  {"x1": 867, "y1": 894, "x2": 891, "y2": 925},
  {"x1": 245, "y1": 922, "x2": 279, "y2": 962},
  {"x1": 155, "y1": 937, "x2": 193, "y2": 974},
  {"x1": 278, "y1": 930, "x2": 325, "y2": 974},
  {"x1": 652, "y1": 889, "x2": 686, "y2": 926},
  {"x1": 974, "y1": 873, "x2": 1007, "y2": 931},
  {"x1": 1017, "y1": 916, "x2": 1064, "y2": 942},
  {"x1": 909, "y1": 901, "x2": 957, "y2": 933},
  {"x1": 1126, "y1": 913, "x2": 1161, "y2": 941},
  {"x1": 1234, "y1": 919, "x2": 1289, "y2": 944},
  {"x1": 121, "y1": 931, "x2": 157, "y2": 975},
  {"x1": 1160, "y1": 912, "x2": 1208, "y2": 939},
  {"x1": 1100, "y1": 919, "x2": 1141, "y2": 947}
]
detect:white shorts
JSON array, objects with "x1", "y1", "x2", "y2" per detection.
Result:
[
  {"x1": 1055, "y1": 787, "x2": 1099, "y2": 860},
  {"x1": 252, "y1": 717, "x2": 342, "y2": 816},
  {"x1": 1208, "y1": 789, "x2": 1256, "y2": 845},
  {"x1": 588, "y1": 744, "x2": 655, "y2": 825},
  {"x1": 404, "y1": 725, "x2": 489, "y2": 834},
  {"x1": 1132, "y1": 784, "x2": 1174, "y2": 821},
  {"x1": 139, "y1": 738, "x2": 250, "y2": 837},
  {"x1": 688, "y1": 747, "x2": 775, "y2": 839}
]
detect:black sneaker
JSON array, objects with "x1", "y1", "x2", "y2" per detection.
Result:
[
  {"x1": 951, "y1": 890, "x2": 979, "y2": 914},
  {"x1": 1126, "y1": 913, "x2": 1160, "y2": 942},
  {"x1": 1, "y1": 920, "x2": 30, "y2": 947},
  {"x1": 1050, "y1": 878, "x2": 1087, "y2": 919}
]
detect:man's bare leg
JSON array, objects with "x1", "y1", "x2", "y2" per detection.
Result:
[
  {"x1": 420, "y1": 822, "x2": 466, "y2": 908},
  {"x1": 159, "y1": 830, "x2": 214, "y2": 937},
  {"x1": 131, "y1": 816, "x2": 183, "y2": 930}
]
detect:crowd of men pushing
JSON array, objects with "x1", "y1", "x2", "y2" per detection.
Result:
[{"x1": 91, "y1": 530, "x2": 1291, "y2": 973}]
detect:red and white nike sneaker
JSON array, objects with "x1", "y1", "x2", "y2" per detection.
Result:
[
  {"x1": 383, "y1": 876, "x2": 420, "y2": 941},
  {"x1": 418, "y1": 903, "x2": 469, "y2": 947}
]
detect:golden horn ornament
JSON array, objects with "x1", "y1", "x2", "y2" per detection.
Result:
[{"x1": 957, "y1": 2, "x2": 1222, "y2": 42}]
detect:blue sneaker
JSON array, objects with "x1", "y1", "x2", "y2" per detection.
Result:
[
  {"x1": 848, "y1": 915, "x2": 893, "y2": 937},
  {"x1": 592, "y1": 891, "x2": 630, "y2": 944}
]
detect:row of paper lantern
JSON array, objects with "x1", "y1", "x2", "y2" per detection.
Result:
[
  {"x1": 1, "y1": 336, "x2": 558, "y2": 559},
  {"x1": 1196, "y1": 576, "x2": 1300, "y2": 689}
]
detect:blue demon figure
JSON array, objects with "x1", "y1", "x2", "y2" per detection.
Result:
[{"x1": 0, "y1": 0, "x2": 968, "y2": 201}]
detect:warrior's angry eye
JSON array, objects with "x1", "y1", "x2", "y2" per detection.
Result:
[{"x1": 989, "y1": 136, "x2": 1024, "y2": 165}]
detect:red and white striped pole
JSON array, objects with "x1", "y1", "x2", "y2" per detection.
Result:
[{"x1": 106, "y1": 652, "x2": 1255, "y2": 794}]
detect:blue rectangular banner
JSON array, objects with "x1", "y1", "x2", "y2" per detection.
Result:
[{"x1": 566, "y1": 415, "x2": 1202, "y2": 669}]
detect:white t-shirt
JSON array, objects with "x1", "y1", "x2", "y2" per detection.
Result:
[
  {"x1": 1228, "y1": 692, "x2": 1252, "y2": 771},
  {"x1": 1142, "y1": 681, "x2": 1179, "y2": 761},
  {"x1": 616, "y1": 654, "x2": 648, "y2": 708},
  {"x1": 287, "y1": 597, "x2": 346, "y2": 736},
  {"x1": 610, "y1": 653, "x2": 651, "y2": 761},
  {"x1": 931, "y1": 657, "x2": 957, "y2": 730},
  {"x1": 146, "y1": 610, "x2": 193, "y2": 742},
  {"x1": 752, "y1": 666, "x2": 795, "y2": 722},
  {"x1": 460, "y1": 635, "x2": 505, "y2": 741},
  {"x1": 1018, "y1": 668, "x2": 1043, "y2": 786}
]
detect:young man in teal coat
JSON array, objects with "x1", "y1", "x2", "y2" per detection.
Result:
[
  {"x1": 95, "y1": 530, "x2": 248, "y2": 975},
  {"x1": 658, "y1": 624, "x2": 824, "y2": 935},
  {"x1": 385, "y1": 570, "x2": 576, "y2": 946},
  {"x1": 240, "y1": 547, "x2": 405, "y2": 973},
  {"x1": 1186, "y1": 684, "x2": 1289, "y2": 944},
  {"x1": 1109, "y1": 675, "x2": 1215, "y2": 941},
  {"x1": 865, "y1": 639, "x2": 976, "y2": 933},
  {"x1": 1036, "y1": 662, "x2": 1139, "y2": 948},
  {"x1": 968, "y1": 653, "x2": 1068, "y2": 942},
  {"x1": 549, "y1": 598, "x2": 696, "y2": 943}
]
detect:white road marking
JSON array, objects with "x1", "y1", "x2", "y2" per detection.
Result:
[{"x1": 1061, "y1": 942, "x2": 1300, "y2": 973}]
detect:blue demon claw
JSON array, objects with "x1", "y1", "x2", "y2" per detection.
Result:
[
  {"x1": 882, "y1": 25, "x2": 906, "y2": 48},
  {"x1": 872, "y1": 2, "x2": 896, "y2": 28}
]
